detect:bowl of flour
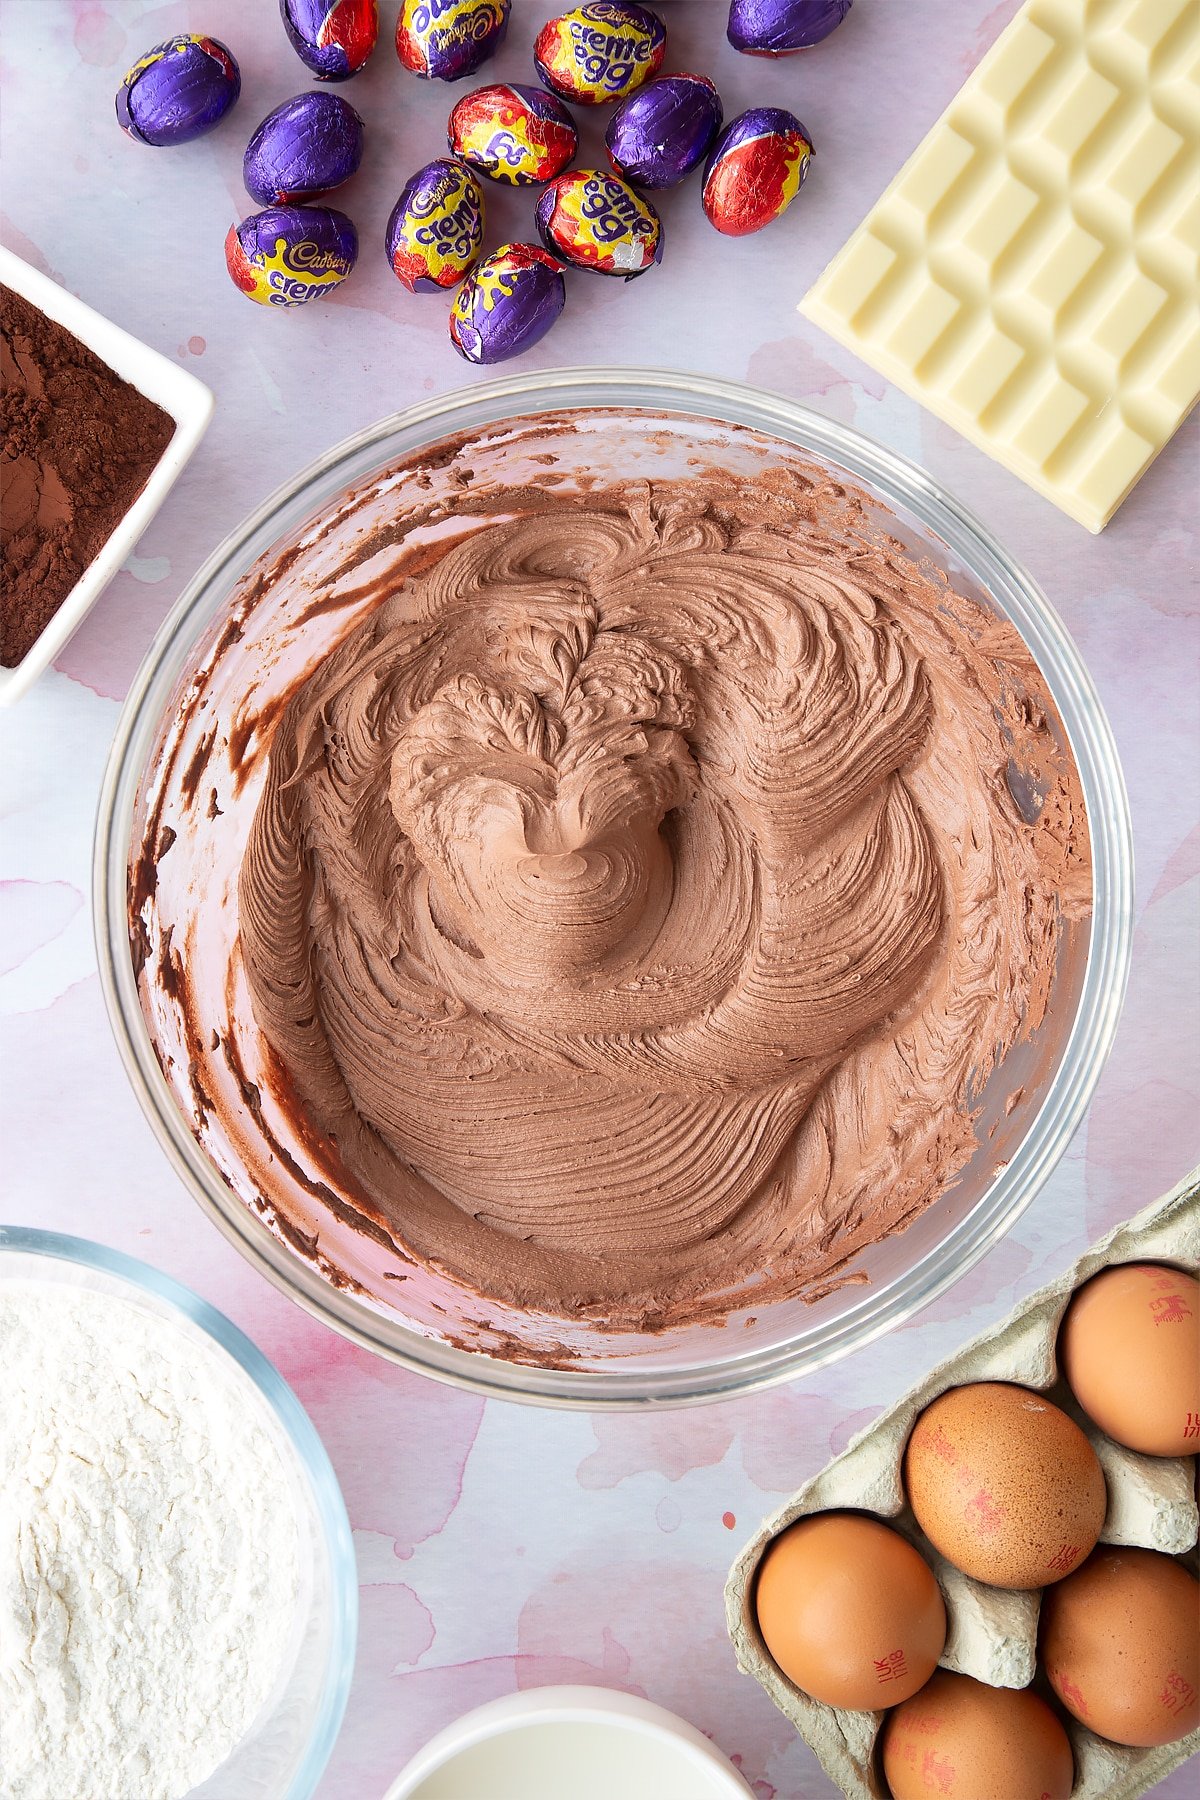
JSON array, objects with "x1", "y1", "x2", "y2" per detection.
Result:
[{"x1": 0, "y1": 1226, "x2": 356, "y2": 1800}]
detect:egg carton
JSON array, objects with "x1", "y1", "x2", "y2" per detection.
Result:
[{"x1": 726, "y1": 1168, "x2": 1200, "y2": 1800}]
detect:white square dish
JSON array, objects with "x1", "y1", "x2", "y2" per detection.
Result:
[{"x1": 0, "y1": 244, "x2": 214, "y2": 707}]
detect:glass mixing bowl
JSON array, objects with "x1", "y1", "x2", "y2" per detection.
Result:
[
  {"x1": 95, "y1": 370, "x2": 1133, "y2": 1408},
  {"x1": 0, "y1": 1226, "x2": 357, "y2": 1798}
]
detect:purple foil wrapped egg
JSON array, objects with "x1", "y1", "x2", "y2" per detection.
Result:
[
  {"x1": 386, "y1": 158, "x2": 486, "y2": 292},
  {"x1": 605, "y1": 73, "x2": 722, "y2": 189},
  {"x1": 116, "y1": 35, "x2": 241, "y2": 147},
  {"x1": 535, "y1": 169, "x2": 662, "y2": 278},
  {"x1": 225, "y1": 205, "x2": 359, "y2": 306},
  {"x1": 727, "y1": 0, "x2": 851, "y2": 54},
  {"x1": 448, "y1": 83, "x2": 578, "y2": 186},
  {"x1": 396, "y1": 0, "x2": 511, "y2": 82},
  {"x1": 280, "y1": 0, "x2": 379, "y2": 80},
  {"x1": 534, "y1": 4, "x2": 666, "y2": 106},
  {"x1": 702, "y1": 107, "x2": 813, "y2": 235},
  {"x1": 449, "y1": 243, "x2": 566, "y2": 363},
  {"x1": 243, "y1": 93, "x2": 365, "y2": 205}
]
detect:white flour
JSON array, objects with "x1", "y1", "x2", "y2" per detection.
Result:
[{"x1": 0, "y1": 1279, "x2": 303, "y2": 1800}]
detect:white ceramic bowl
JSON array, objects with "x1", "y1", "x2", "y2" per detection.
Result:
[
  {"x1": 0, "y1": 245, "x2": 213, "y2": 707},
  {"x1": 382, "y1": 1688, "x2": 754, "y2": 1800}
]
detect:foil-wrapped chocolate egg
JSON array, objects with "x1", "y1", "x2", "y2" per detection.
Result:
[
  {"x1": 243, "y1": 93, "x2": 365, "y2": 206},
  {"x1": 605, "y1": 73, "x2": 722, "y2": 188},
  {"x1": 448, "y1": 82, "x2": 578, "y2": 185},
  {"x1": 701, "y1": 107, "x2": 813, "y2": 235},
  {"x1": 449, "y1": 243, "x2": 566, "y2": 363},
  {"x1": 280, "y1": 0, "x2": 379, "y2": 79},
  {"x1": 225, "y1": 205, "x2": 358, "y2": 306},
  {"x1": 727, "y1": 0, "x2": 852, "y2": 54},
  {"x1": 535, "y1": 169, "x2": 662, "y2": 278},
  {"x1": 385, "y1": 158, "x2": 486, "y2": 292},
  {"x1": 396, "y1": 0, "x2": 510, "y2": 81},
  {"x1": 534, "y1": 4, "x2": 666, "y2": 106},
  {"x1": 116, "y1": 35, "x2": 241, "y2": 147}
]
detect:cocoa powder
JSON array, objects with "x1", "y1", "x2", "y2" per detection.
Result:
[{"x1": 1, "y1": 284, "x2": 174, "y2": 666}]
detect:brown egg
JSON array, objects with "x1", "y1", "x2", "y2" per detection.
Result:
[
  {"x1": 903, "y1": 1382, "x2": 1106, "y2": 1588},
  {"x1": 754, "y1": 1512, "x2": 946, "y2": 1710},
  {"x1": 1040, "y1": 1546, "x2": 1200, "y2": 1746},
  {"x1": 881, "y1": 1669, "x2": 1074, "y2": 1800},
  {"x1": 1059, "y1": 1262, "x2": 1200, "y2": 1457}
]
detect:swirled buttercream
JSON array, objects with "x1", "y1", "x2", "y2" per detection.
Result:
[{"x1": 238, "y1": 475, "x2": 1088, "y2": 1326}]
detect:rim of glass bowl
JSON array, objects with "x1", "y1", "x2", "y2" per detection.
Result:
[
  {"x1": 0, "y1": 1225, "x2": 358, "y2": 1798},
  {"x1": 94, "y1": 368, "x2": 1134, "y2": 1410}
]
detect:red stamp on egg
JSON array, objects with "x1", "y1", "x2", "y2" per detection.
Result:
[
  {"x1": 965, "y1": 1486, "x2": 1006, "y2": 1535},
  {"x1": 1149, "y1": 1291, "x2": 1193, "y2": 1324},
  {"x1": 1044, "y1": 1542, "x2": 1081, "y2": 1575},
  {"x1": 921, "y1": 1748, "x2": 956, "y2": 1786},
  {"x1": 1159, "y1": 1672, "x2": 1196, "y2": 1715},
  {"x1": 1052, "y1": 1668, "x2": 1090, "y2": 1717},
  {"x1": 925, "y1": 1424, "x2": 959, "y2": 1468}
]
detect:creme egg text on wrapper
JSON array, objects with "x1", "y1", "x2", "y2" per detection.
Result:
[
  {"x1": 702, "y1": 107, "x2": 812, "y2": 236},
  {"x1": 386, "y1": 158, "x2": 486, "y2": 292},
  {"x1": 534, "y1": 3, "x2": 666, "y2": 105},
  {"x1": 1059, "y1": 1262, "x2": 1200, "y2": 1457},
  {"x1": 1039, "y1": 1546, "x2": 1200, "y2": 1747},
  {"x1": 449, "y1": 82, "x2": 578, "y2": 185},
  {"x1": 116, "y1": 35, "x2": 241, "y2": 146},
  {"x1": 226, "y1": 205, "x2": 358, "y2": 306},
  {"x1": 903, "y1": 1381, "x2": 1107, "y2": 1589},
  {"x1": 753, "y1": 1511, "x2": 946, "y2": 1710},
  {"x1": 396, "y1": 0, "x2": 510, "y2": 81},
  {"x1": 449, "y1": 243, "x2": 566, "y2": 363},
  {"x1": 243, "y1": 92, "x2": 365, "y2": 206},
  {"x1": 535, "y1": 169, "x2": 662, "y2": 277},
  {"x1": 279, "y1": 0, "x2": 379, "y2": 79}
]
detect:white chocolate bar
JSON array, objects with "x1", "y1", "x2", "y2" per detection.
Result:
[{"x1": 801, "y1": 0, "x2": 1200, "y2": 531}]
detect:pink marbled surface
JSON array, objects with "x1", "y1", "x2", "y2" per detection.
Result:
[{"x1": 1, "y1": 2, "x2": 1198, "y2": 1795}]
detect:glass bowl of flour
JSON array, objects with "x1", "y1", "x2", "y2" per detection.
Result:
[{"x1": 0, "y1": 1226, "x2": 356, "y2": 1800}]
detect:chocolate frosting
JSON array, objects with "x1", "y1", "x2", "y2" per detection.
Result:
[{"x1": 238, "y1": 476, "x2": 1089, "y2": 1327}]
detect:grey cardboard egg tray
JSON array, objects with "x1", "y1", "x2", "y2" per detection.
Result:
[{"x1": 726, "y1": 1168, "x2": 1200, "y2": 1800}]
